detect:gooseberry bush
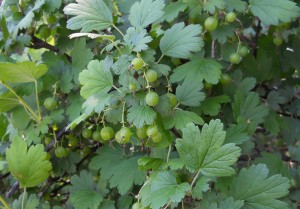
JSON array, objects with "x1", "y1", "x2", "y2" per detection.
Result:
[{"x1": 0, "y1": 0, "x2": 300, "y2": 208}]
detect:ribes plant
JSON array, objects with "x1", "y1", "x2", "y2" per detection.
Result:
[{"x1": 0, "y1": 0, "x2": 300, "y2": 209}]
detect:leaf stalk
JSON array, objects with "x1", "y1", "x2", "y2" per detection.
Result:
[
  {"x1": 0, "y1": 81, "x2": 41, "y2": 123},
  {"x1": 0, "y1": 196, "x2": 11, "y2": 209}
]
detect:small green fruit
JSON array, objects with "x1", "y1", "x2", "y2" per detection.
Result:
[
  {"x1": 92, "y1": 130, "x2": 102, "y2": 141},
  {"x1": 55, "y1": 146, "x2": 67, "y2": 158},
  {"x1": 136, "y1": 126, "x2": 147, "y2": 139},
  {"x1": 132, "y1": 202, "x2": 143, "y2": 209},
  {"x1": 204, "y1": 82, "x2": 212, "y2": 90},
  {"x1": 226, "y1": 12, "x2": 236, "y2": 23},
  {"x1": 151, "y1": 132, "x2": 162, "y2": 143},
  {"x1": 131, "y1": 58, "x2": 143, "y2": 70},
  {"x1": 116, "y1": 127, "x2": 131, "y2": 144},
  {"x1": 44, "y1": 137, "x2": 52, "y2": 145},
  {"x1": 229, "y1": 53, "x2": 240, "y2": 64},
  {"x1": 204, "y1": 16, "x2": 218, "y2": 32},
  {"x1": 101, "y1": 127, "x2": 115, "y2": 141},
  {"x1": 145, "y1": 92, "x2": 159, "y2": 106},
  {"x1": 220, "y1": 74, "x2": 231, "y2": 85},
  {"x1": 238, "y1": 46, "x2": 249, "y2": 57},
  {"x1": 273, "y1": 37, "x2": 283, "y2": 46},
  {"x1": 68, "y1": 136, "x2": 78, "y2": 147},
  {"x1": 168, "y1": 93, "x2": 177, "y2": 107},
  {"x1": 44, "y1": 97, "x2": 58, "y2": 110},
  {"x1": 146, "y1": 125, "x2": 158, "y2": 138},
  {"x1": 129, "y1": 83, "x2": 137, "y2": 91},
  {"x1": 82, "y1": 128, "x2": 92, "y2": 139},
  {"x1": 145, "y1": 70, "x2": 158, "y2": 83}
]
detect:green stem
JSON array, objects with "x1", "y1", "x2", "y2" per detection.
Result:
[
  {"x1": 109, "y1": 40, "x2": 122, "y2": 55},
  {"x1": 121, "y1": 102, "x2": 126, "y2": 127},
  {"x1": 191, "y1": 169, "x2": 201, "y2": 188},
  {"x1": 112, "y1": 85, "x2": 123, "y2": 94},
  {"x1": 235, "y1": 30, "x2": 241, "y2": 52},
  {"x1": 112, "y1": 24, "x2": 125, "y2": 38},
  {"x1": 0, "y1": 81, "x2": 40, "y2": 123},
  {"x1": 163, "y1": 200, "x2": 172, "y2": 209},
  {"x1": 21, "y1": 187, "x2": 26, "y2": 209},
  {"x1": 143, "y1": 71, "x2": 151, "y2": 92},
  {"x1": 137, "y1": 181, "x2": 150, "y2": 201},
  {"x1": 34, "y1": 81, "x2": 41, "y2": 120},
  {"x1": 156, "y1": 54, "x2": 164, "y2": 64},
  {"x1": 165, "y1": 76, "x2": 172, "y2": 92},
  {"x1": 166, "y1": 145, "x2": 171, "y2": 163},
  {"x1": 0, "y1": 196, "x2": 11, "y2": 209}
]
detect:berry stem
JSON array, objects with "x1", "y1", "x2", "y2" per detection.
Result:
[
  {"x1": 112, "y1": 24, "x2": 125, "y2": 37},
  {"x1": 163, "y1": 200, "x2": 172, "y2": 209},
  {"x1": 143, "y1": 71, "x2": 151, "y2": 93},
  {"x1": 0, "y1": 195, "x2": 11, "y2": 209},
  {"x1": 21, "y1": 187, "x2": 27, "y2": 209},
  {"x1": 156, "y1": 54, "x2": 164, "y2": 64},
  {"x1": 112, "y1": 85, "x2": 123, "y2": 94},
  {"x1": 121, "y1": 102, "x2": 126, "y2": 127},
  {"x1": 167, "y1": 145, "x2": 172, "y2": 163},
  {"x1": 190, "y1": 169, "x2": 202, "y2": 188},
  {"x1": 34, "y1": 80, "x2": 42, "y2": 121},
  {"x1": 0, "y1": 80, "x2": 41, "y2": 123},
  {"x1": 234, "y1": 30, "x2": 241, "y2": 52}
]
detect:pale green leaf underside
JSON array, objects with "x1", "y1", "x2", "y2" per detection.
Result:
[
  {"x1": 230, "y1": 164, "x2": 290, "y2": 209},
  {"x1": 170, "y1": 59, "x2": 222, "y2": 84},
  {"x1": 0, "y1": 61, "x2": 47, "y2": 83},
  {"x1": 176, "y1": 120, "x2": 240, "y2": 176},
  {"x1": 82, "y1": 93, "x2": 111, "y2": 114},
  {"x1": 129, "y1": 0, "x2": 165, "y2": 28},
  {"x1": 124, "y1": 27, "x2": 153, "y2": 52},
  {"x1": 249, "y1": 0, "x2": 300, "y2": 25},
  {"x1": 127, "y1": 106, "x2": 157, "y2": 128},
  {"x1": 79, "y1": 60, "x2": 113, "y2": 99},
  {"x1": 160, "y1": 22, "x2": 203, "y2": 59},
  {"x1": 64, "y1": 0, "x2": 113, "y2": 32},
  {"x1": 66, "y1": 112, "x2": 90, "y2": 130},
  {"x1": 69, "y1": 32, "x2": 115, "y2": 41},
  {"x1": 6, "y1": 136, "x2": 52, "y2": 188}
]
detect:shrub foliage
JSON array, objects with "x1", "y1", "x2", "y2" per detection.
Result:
[{"x1": 0, "y1": 0, "x2": 300, "y2": 208}]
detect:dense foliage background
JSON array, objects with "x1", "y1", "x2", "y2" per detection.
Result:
[{"x1": 0, "y1": 0, "x2": 300, "y2": 208}]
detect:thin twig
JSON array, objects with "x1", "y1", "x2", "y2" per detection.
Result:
[
  {"x1": 170, "y1": 128, "x2": 181, "y2": 138},
  {"x1": 211, "y1": 40, "x2": 217, "y2": 58},
  {"x1": 29, "y1": 35, "x2": 72, "y2": 62},
  {"x1": 253, "y1": 19, "x2": 261, "y2": 58}
]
